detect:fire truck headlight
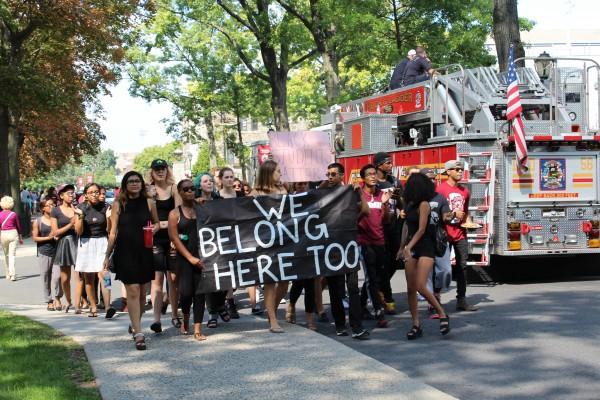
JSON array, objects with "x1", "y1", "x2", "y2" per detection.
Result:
[
  {"x1": 523, "y1": 210, "x2": 533, "y2": 219},
  {"x1": 569, "y1": 112, "x2": 577, "y2": 121},
  {"x1": 576, "y1": 209, "x2": 585, "y2": 218}
]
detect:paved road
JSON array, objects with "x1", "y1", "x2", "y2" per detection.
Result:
[
  {"x1": 0, "y1": 239, "x2": 455, "y2": 400},
  {"x1": 321, "y1": 256, "x2": 600, "y2": 400},
  {"x1": 2, "y1": 239, "x2": 600, "y2": 399}
]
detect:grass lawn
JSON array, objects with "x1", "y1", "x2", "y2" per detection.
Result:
[{"x1": 0, "y1": 310, "x2": 101, "y2": 400}]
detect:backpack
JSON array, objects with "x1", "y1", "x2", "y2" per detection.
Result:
[{"x1": 434, "y1": 222, "x2": 448, "y2": 258}]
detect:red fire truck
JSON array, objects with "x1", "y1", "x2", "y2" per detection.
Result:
[{"x1": 321, "y1": 57, "x2": 600, "y2": 271}]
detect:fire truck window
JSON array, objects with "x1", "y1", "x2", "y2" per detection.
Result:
[{"x1": 565, "y1": 93, "x2": 580, "y2": 103}]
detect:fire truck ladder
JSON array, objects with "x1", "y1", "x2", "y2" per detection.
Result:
[{"x1": 458, "y1": 151, "x2": 496, "y2": 284}]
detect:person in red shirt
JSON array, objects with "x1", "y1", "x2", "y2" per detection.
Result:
[
  {"x1": 436, "y1": 160, "x2": 478, "y2": 311},
  {"x1": 357, "y1": 164, "x2": 390, "y2": 328}
]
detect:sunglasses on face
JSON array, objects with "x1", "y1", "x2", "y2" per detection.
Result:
[
  {"x1": 152, "y1": 166, "x2": 167, "y2": 171},
  {"x1": 449, "y1": 168, "x2": 464, "y2": 172},
  {"x1": 180, "y1": 186, "x2": 195, "y2": 193}
]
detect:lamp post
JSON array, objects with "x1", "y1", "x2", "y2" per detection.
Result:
[{"x1": 534, "y1": 51, "x2": 553, "y2": 80}]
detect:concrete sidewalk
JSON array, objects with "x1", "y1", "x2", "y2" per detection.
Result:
[{"x1": 1, "y1": 304, "x2": 456, "y2": 400}]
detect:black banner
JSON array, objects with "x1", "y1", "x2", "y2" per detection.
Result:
[{"x1": 195, "y1": 185, "x2": 360, "y2": 293}]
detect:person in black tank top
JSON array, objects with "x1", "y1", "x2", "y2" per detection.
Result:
[
  {"x1": 32, "y1": 198, "x2": 62, "y2": 310},
  {"x1": 147, "y1": 159, "x2": 182, "y2": 334},
  {"x1": 399, "y1": 173, "x2": 449, "y2": 340},
  {"x1": 104, "y1": 171, "x2": 159, "y2": 351},
  {"x1": 168, "y1": 179, "x2": 207, "y2": 341}
]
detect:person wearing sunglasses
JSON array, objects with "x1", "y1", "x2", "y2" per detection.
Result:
[
  {"x1": 52, "y1": 184, "x2": 82, "y2": 313},
  {"x1": 168, "y1": 179, "x2": 207, "y2": 341},
  {"x1": 436, "y1": 160, "x2": 478, "y2": 312},
  {"x1": 105, "y1": 171, "x2": 159, "y2": 350}
]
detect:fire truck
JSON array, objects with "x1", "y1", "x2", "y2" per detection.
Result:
[{"x1": 321, "y1": 57, "x2": 600, "y2": 272}]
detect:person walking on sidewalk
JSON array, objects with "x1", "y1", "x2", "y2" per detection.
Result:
[
  {"x1": 146, "y1": 159, "x2": 182, "y2": 333},
  {"x1": 437, "y1": 160, "x2": 478, "y2": 312},
  {"x1": 1, "y1": 196, "x2": 24, "y2": 281},
  {"x1": 168, "y1": 179, "x2": 207, "y2": 341},
  {"x1": 399, "y1": 173, "x2": 449, "y2": 340},
  {"x1": 250, "y1": 160, "x2": 288, "y2": 333},
  {"x1": 32, "y1": 199, "x2": 62, "y2": 310},
  {"x1": 74, "y1": 183, "x2": 116, "y2": 319},
  {"x1": 52, "y1": 184, "x2": 80, "y2": 312},
  {"x1": 357, "y1": 164, "x2": 390, "y2": 329},
  {"x1": 105, "y1": 171, "x2": 159, "y2": 350}
]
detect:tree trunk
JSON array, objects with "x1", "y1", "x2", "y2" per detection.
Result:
[
  {"x1": 391, "y1": 0, "x2": 402, "y2": 53},
  {"x1": 0, "y1": 106, "x2": 9, "y2": 195},
  {"x1": 322, "y1": 49, "x2": 340, "y2": 105},
  {"x1": 270, "y1": 71, "x2": 290, "y2": 131},
  {"x1": 493, "y1": 0, "x2": 525, "y2": 72},
  {"x1": 232, "y1": 84, "x2": 248, "y2": 181},
  {"x1": 204, "y1": 113, "x2": 218, "y2": 169}
]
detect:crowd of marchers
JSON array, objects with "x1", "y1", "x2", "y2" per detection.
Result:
[{"x1": 0, "y1": 153, "x2": 478, "y2": 351}]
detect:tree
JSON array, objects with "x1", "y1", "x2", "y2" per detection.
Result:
[
  {"x1": 0, "y1": 1, "x2": 147, "y2": 212},
  {"x1": 212, "y1": 0, "x2": 316, "y2": 131},
  {"x1": 23, "y1": 149, "x2": 119, "y2": 190},
  {"x1": 133, "y1": 141, "x2": 183, "y2": 172},
  {"x1": 493, "y1": 0, "x2": 524, "y2": 71},
  {"x1": 191, "y1": 142, "x2": 226, "y2": 176}
]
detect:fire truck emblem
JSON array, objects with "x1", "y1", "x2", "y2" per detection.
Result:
[
  {"x1": 383, "y1": 104, "x2": 393, "y2": 113},
  {"x1": 540, "y1": 158, "x2": 566, "y2": 191},
  {"x1": 415, "y1": 91, "x2": 422, "y2": 108}
]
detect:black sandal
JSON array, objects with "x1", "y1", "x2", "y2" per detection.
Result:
[
  {"x1": 171, "y1": 317, "x2": 182, "y2": 329},
  {"x1": 218, "y1": 309, "x2": 231, "y2": 323},
  {"x1": 439, "y1": 315, "x2": 451, "y2": 336},
  {"x1": 406, "y1": 325, "x2": 423, "y2": 340},
  {"x1": 207, "y1": 318, "x2": 218, "y2": 328},
  {"x1": 150, "y1": 321, "x2": 162, "y2": 333},
  {"x1": 134, "y1": 333, "x2": 146, "y2": 350}
]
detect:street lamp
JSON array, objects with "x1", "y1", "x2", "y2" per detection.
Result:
[{"x1": 534, "y1": 51, "x2": 553, "y2": 80}]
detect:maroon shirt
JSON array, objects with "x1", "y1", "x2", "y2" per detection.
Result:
[{"x1": 357, "y1": 188, "x2": 386, "y2": 246}]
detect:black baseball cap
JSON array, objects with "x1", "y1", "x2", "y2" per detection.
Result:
[
  {"x1": 56, "y1": 184, "x2": 75, "y2": 194},
  {"x1": 151, "y1": 159, "x2": 168, "y2": 169},
  {"x1": 373, "y1": 152, "x2": 391, "y2": 167}
]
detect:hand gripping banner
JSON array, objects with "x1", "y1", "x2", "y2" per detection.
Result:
[{"x1": 195, "y1": 185, "x2": 360, "y2": 294}]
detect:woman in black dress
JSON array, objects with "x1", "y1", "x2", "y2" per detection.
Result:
[
  {"x1": 398, "y1": 173, "x2": 449, "y2": 340},
  {"x1": 168, "y1": 179, "x2": 207, "y2": 341},
  {"x1": 104, "y1": 171, "x2": 159, "y2": 350}
]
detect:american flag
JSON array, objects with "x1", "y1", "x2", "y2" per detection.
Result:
[{"x1": 506, "y1": 45, "x2": 528, "y2": 170}]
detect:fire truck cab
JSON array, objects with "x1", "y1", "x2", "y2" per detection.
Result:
[{"x1": 322, "y1": 57, "x2": 600, "y2": 269}]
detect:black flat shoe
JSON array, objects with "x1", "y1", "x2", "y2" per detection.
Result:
[{"x1": 150, "y1": 321, "x2": 162, "y2": 333}]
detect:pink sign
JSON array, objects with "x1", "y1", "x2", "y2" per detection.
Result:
[{"x1": 268, "y1": 131, "x2": 333, "y2": 182}]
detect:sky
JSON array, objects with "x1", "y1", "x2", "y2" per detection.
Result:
[{"x1": 98, "y1": 0, "x2": 599, "y2": 153}]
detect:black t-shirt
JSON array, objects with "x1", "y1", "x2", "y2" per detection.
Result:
[
  {"x1": 428, "y1": 193, "x2": 450, "y2": 230},
  {"x1": 404, "y1": 56, "x2": 431, "y2": 84},
  {"x1": 78, "y1": 202, "x2": 109, "y2": 238},
  {"x1": 51, "y1": 206, "x2": 76, "y2": 237},
  {"x1": 390, "y1": 58, "x2": 409, "y2": 89}
]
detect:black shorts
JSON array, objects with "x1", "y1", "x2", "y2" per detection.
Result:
[
  {"x1": 153, "y1": 240, "x2": 175, "y2": 272},
  {"x1": 411, "y1": 238, "x2": 436, "y2": 259}
]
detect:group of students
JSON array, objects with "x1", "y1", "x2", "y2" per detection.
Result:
[{"x1": 19, "y1": 152, "x2": 479, "y2": 351}]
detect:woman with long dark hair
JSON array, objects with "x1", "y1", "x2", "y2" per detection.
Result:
[
  {"x1": 74, "y1": 183, "x2": 115, "y2": 318},
  {"x1": 146, "y1": 159, "x2": 181, "y2": 333},
  {"x1": 250, "y1": 160, "x2": 288, "y2": 333},
  {"x1": 52, "y1": 184, "x2": 81, "y2": 312},
  {"x1": 104, "y1": 171, "x2": 159, "y2": 350},
  {"x1": 398, "y1": 173, "x2": 449, "y2": 340},
  {"x1": 168, "y1": 179, "x2": 207, "y2": 341}
]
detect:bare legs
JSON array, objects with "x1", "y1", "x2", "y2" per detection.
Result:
[
  {"x1": 82, "y1": 272, "x2": 97, "y2": 313},
  {"x1": 168, "y1": 271, "x2": 179, "y2": 321},
  {"x1": 151, "y1": 271, "x2": 164, "y2": 324},
  {"x1": 264, "y1": 283, "x2": 281, "y2": 330},
  {"x1": 60, "y1": 265, "x2": 72, "y2": 309},
  {"x1": 246, "y1": 285, "x2": 257, "y2": 309},
  {"x1": 404, "y1": 255, "x2": 446, "y2": 328},
  {"x1": 125, "y1": 283, "x2": 146, "y2": 334}
]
